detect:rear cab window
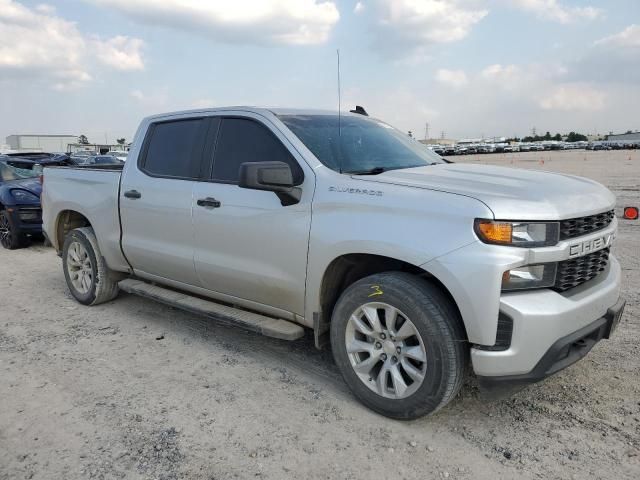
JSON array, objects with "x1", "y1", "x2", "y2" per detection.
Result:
[{"x1": 140, "y1": 118, "x2": 208, "y2": 179}]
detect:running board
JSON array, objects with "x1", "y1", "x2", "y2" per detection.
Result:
[{"x1": 118, "y1": 279, "x2": 305, "y2": 341}]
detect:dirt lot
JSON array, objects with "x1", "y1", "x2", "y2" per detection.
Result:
[{"x1": 1, "y1": 150, "x2": 639, "y2": 480}]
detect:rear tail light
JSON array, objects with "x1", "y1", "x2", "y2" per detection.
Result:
[{"x1": 623, "y1": 206, "x2": 638, "y2": 220}]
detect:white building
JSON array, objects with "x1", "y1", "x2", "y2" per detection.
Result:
[
  {"x1": 607, "y1": 131, "x2": 640, "y2": 142},
  {"x1": 6, "y1": 134, "x2": 78, "y2": 153}
]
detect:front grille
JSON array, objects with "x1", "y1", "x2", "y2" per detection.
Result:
[
  {"x1": 553, "y1": 248, "x2": 610, "y2": 292},
  {"x1": 560, "y1": 210, "x2": 614, "y2": 240}
]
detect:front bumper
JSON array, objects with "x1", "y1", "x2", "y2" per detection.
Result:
[
  {"x1": 477, "y1": 297, "x2": 625, "y2": 396},
  {"x1": 6, "y1": 206, "x2": 43, "y2": 234},
  {"x1": 471, "y1": 255, "x2": 622, "y2": 378}
]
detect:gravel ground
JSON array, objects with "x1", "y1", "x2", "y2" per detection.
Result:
[{"x1": 1, "y1": 150, "x2": 639, "y2": 480}]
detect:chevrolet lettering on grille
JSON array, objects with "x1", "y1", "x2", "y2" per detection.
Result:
[{"x1": 569, "y1": 233, "x2": 614, "y2": 258}]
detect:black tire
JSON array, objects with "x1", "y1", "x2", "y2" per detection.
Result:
[
  {"x1": 62, "y1": 227, "x2": 122, "y2": 306},
  {"x1": 330, "y1": 272, "x2": 467, "y2": 419},
  {"x1": 0, "y1": 210, "x2": 28, "y2": 250}
]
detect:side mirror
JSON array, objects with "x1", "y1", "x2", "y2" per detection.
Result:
[
  {"x1": 239, "y1": 161, "x2": 294, "y2": 190},
  {"x1": 238, "y1": 161, "x2": 301, "y2": 205}
]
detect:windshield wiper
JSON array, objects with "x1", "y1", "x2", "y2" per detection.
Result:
[
  {"x1": 346, "y1": 163, "x2": 438, "y2": 175},
  {"x1": 346, "y1": 167, "x2": 387, "y2": 175}
]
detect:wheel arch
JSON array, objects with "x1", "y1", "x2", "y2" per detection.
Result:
[
  {"x1": 54, "y1": 210, "x2": 92, "y2": 253},
  {"x1": 315, "y1": 253, "x2": 467, "y2": 348}
]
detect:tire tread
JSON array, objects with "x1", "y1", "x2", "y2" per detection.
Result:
[
  {"x1": 64, "y1": 227, "x2": 122, "y2": 305},
  {"x1": 330, "y1": 271, "x2": 468, "y2": 419}
]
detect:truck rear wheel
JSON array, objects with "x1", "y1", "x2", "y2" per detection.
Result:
[
  {"x1": 330, "y1": 272, "x2": 467, "y2": 419},
  {"x1": 62, "y1": 227, "x2": 121, "y2": 306}
]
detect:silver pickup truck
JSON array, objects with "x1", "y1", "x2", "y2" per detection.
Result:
[{"x1": 42, "y1": 107, "x2": 625, "y2": 419}]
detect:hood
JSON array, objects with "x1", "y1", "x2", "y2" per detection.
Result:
[
  {"x1": 356, "y1": 163, "x2": 616, "y2": 220},
  {"x1": 5, "y1": 177, "x2": 42, "y2": 198}
]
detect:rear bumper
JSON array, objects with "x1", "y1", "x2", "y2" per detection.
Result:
[
  {"x1": 477, "y1": 297, "x2": 625, "y2": 396},
  {"x1": 471, "y1": 254, "x2": 622, "y2": 388}
]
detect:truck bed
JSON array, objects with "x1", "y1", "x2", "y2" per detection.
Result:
[{"x1": 42, "y1": 166, "x2": 129, "y2": 272}]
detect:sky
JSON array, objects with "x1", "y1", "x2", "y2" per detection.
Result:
[{"x1": 1, "y1": 0, "x2": 639, "y2": 144}]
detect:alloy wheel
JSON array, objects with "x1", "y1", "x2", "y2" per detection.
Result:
[
  {"x1": 66, "y1": 241, "x2": 93, "y2": 294},
  {"x1": 345, "y1": 302, "x2": 427, "y2": 399},
  {"x1": 0, "y1": 214, "x2": 12, "y2": 249}
]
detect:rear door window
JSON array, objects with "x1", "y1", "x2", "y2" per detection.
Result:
[{"x1": 141, "y1": 119, "x2": 207, "y2": 179}]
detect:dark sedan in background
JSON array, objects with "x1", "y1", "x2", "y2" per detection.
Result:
[{"x1": 0, "y1": 153, "x2": 73, "y2": 249}]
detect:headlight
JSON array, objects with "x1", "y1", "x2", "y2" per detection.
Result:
[
  {"x1": 474, "y1": 219, "x2": 560, "y2": 247},
  {"x1": 502, "y1": 263, "x2": 557, "y2": 291},
  {"x1": 11, "y1": 189, "x2": 40, "y2": 203}
]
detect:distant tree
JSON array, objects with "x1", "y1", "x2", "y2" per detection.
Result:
[
  {"x1": 566, "y1": 132, "x2": 588, "y2": 142},
  {"x1": 626, "y1": 130, "x2": 633, "y2": 134},
  {"x1": 552, "y1": 133, "x2": 562, "y2": 141},
  {"x1": 78, "y1": 134, "x2": 89, "y2": 145},
  {"x1": 117, "y1": 138, "x2": 126, "y2": 145},
  {"x1": 543, "y1": 131, "x2": 552, "y2": 140},
  {"x1": 524, "y1": 133, "x2": 545, "y2": 142}
]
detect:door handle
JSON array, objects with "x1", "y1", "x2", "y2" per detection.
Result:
[
  {"x1": 124, "y1": 189, "x2": 142, "y2": 199},
  {"x1": 197, "y1": 197, "x2": 221, "y2": 208}
]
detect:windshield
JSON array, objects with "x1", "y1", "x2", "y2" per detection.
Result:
[
  {"x1": 0, "y1": 161, "x2": 41, "y2": 181},
  {"x1": 278, "y1": 114, "x2": 444, "y2": 173}
]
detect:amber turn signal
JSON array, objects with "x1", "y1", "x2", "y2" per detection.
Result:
[{"x1": 475, "y1": 220, "x2": 513, "y2": 244}]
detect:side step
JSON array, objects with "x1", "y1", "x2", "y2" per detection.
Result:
[{"x1": 118, "y1": 279, "x2": 305, "y2": 341}]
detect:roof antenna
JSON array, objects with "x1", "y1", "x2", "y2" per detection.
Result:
[
  {"x1": 337, "y1": 48, "x2": 343, "y2": 173},
  {"x1": 349, "y1": 105, "x2": 368, "y2": 116}
]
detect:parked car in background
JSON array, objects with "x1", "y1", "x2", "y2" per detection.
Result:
[
  {"x1": 70, "y1": 151, "x2": 96, "y2": 164},
  {"x1": 444, "y1": 146, "x2": 457, "y2": 156},
  {"x1": 110, "y1": 151, "x2": 128, "y2": 162},
  {"x1": 76, "y1": 155, "x2": 124, "y2": 166},
  {"x1": 0, "y1": 153, "x2": 72, "y2": 249}
]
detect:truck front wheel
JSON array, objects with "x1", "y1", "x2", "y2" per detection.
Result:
[
  {"x1": 330, "y1": 272, "x2": 467, "y2": 419},
  {"x1": 62, "y1": 227, "x2": 121, "y2": 306}
]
